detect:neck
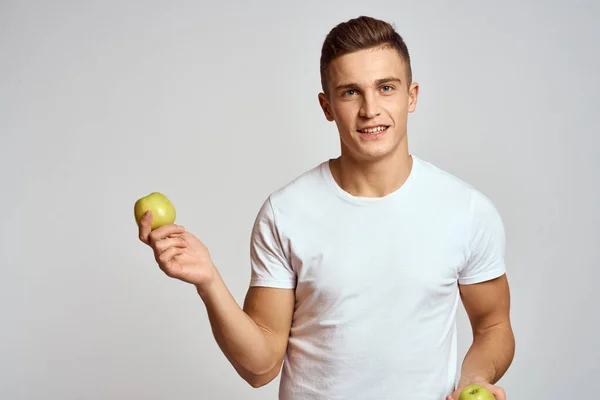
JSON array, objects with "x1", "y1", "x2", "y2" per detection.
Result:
[{"x1": 329, "y1": 145, "x2": 413, "y2": 198}]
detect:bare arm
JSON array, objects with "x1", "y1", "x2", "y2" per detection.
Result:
[
  {"x1": 137, "y1": 215, "x2": 294, "y2": 389},
  {"x1": 457, "y1": 273, "x2": 515, "y2": 387},
  {"x1": 198, "y1": 269, "x2": 294, "y2": 387}
]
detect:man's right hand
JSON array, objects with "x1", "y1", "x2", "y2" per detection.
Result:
[{"x1": 138, "y1": 210, "x2": 216, "y2": 291}]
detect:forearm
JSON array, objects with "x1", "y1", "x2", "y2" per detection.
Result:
[
  {"x1": 458, "y1": 324, "x2": 515, "y2": 386},
  {"x1": 196, "y1": 268, "x2": 277, "y2": 381}
]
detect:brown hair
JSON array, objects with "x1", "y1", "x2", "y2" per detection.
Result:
[{"x1": 320, "y1": 16, "x2": 412, "y2": 94}]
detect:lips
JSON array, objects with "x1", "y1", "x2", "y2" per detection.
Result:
[{"x1": 357, "y1": 125, "x2": 389, "y2": 135}]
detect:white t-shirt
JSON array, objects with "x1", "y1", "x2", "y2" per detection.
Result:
[{"x1": 249, "y1": 155, "x2": 506, "y2": 400}]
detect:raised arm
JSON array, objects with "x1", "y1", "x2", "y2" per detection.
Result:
[{"x1": 138, "y1": 211, "x2": 294, "y2": 388}]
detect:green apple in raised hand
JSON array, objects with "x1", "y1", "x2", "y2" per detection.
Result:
[
  {"x1": 458, "y1": 384, "x2": 495, "y2": 400},
  {"x1": 134, "y1": 192, "x2": 176, "y2": 230}
]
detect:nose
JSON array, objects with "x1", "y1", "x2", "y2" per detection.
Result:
[{"x1": 359, "y1": 91, "x2": 381, "y2": 119}]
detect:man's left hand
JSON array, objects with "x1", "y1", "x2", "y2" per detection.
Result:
[{"x1": 447, "y1": 380, "x2": 506, "y2": 400}]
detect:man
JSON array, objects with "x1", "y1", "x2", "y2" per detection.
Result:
[{"x1": 138, "y1": 16, "x2": 515, "y2": 400}]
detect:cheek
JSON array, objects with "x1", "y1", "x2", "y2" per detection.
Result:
[
  {"x1": 384, "y1": 102, "x2": 408, "y2": 122},
  {"x1": 333, "y1": 104, "x2": 356, "y2": 127},
  {"x1": 383, "y1": 96, "x2": 406, "y2": 111}
]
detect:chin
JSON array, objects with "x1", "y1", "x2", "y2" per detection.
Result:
[
  {"x1": 352, "y1": 148, "x2": 396, "y2": 163},
  {"x1": 342, "y1": 129, "x2": 404, "y2": 160}
]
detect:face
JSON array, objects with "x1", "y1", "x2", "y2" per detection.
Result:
[{"x1": 318, "y1": 46, "x2": 419, "y2": 163}]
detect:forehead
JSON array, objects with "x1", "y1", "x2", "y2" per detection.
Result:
[{"x1": 327, "y1": 47, "x2": 407, "y2": 87}]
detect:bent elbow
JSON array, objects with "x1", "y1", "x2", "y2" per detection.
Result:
[
  {"x1": 248, "y1": 379, "x2": 267, "y2": 389},
  {"x1": 246, "y1": 373, "x2": 277, "y2": 388},
  {"x1": 243, "y1": 363, "x2": 281, "y2": 389}
]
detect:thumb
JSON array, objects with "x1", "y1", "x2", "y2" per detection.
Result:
[{"x1": 138, "y1": 210, "x2": 153, "y2": 243}]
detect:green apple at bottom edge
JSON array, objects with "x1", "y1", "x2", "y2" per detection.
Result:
[
  {"x1": 458, "y1": 384, "x2": 495, "y2": 400},
  {"x1": 134, "y1": 192, "x2": 176, "y2": 230}
]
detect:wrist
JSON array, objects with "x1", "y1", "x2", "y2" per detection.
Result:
[
  {"x1": 195, "y1": 265, "x2": 219, "y2": 300},
  {"x1": 458, "y1": 374, "x2": 489, "y2": 388}
]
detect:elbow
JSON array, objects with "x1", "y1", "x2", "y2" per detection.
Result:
[
  {"x1": 242, "y1": 361, "x2": 282, "y2": 388},
  {"x1": 248, "y1": 378, "x2": 269, "y2": 389},
  {"x1": 245, "y1": 372, "x2": 278, "y2": 388}
]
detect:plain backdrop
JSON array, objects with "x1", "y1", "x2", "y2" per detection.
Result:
[{"x1": 1, "y1": 0, "x2": 599, "y2": 399}]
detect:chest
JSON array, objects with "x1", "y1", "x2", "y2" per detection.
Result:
[{"x1": 283, "y1": 208, "x2": 469, "y2": 308}]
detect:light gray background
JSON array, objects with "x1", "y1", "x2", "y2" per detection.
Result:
[{"x1": 2, "y1": 0, "x2": 598, "y2": 399}]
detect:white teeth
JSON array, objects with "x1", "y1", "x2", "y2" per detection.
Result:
[{"x1": 360, "y1": 126, "x2": 387, "y2": 134}]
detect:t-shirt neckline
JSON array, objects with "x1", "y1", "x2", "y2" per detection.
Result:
[{"x1": 320, "y1": 155, "x2": 421, "y2": 206}]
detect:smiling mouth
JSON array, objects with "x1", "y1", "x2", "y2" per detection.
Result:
[{"x1": 357, "y1": 125, "x2": 389, "y2": 135}]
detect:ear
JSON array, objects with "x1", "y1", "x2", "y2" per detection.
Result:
[
  {"x1": 318, "y1": 92, "x2": 335, "y2": 121},
  {"x1": 407, "y1": 82, "x2": 419, "y2": 113}
]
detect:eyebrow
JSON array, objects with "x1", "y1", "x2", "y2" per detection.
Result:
[{"x1": 334, "y1": 76, "x2": 403, "y2": 91}]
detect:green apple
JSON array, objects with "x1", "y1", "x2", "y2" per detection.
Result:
[
  {"x1": 458, "y1": 384, "x2": 495, "y2": 400},
  {"x1": 134, "y1": 192, "x2": 176, "y2": 230}
]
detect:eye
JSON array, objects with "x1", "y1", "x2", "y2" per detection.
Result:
[
  {"x1": 381, "y1": 85, "x2": 393, "y2": 92},
  {"x1": 343, "y1": 89, "x2": 357, "y2": 96}
]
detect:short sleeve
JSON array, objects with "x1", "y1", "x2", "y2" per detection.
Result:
[
  {"x1": 458, "y1": 189, "x2": 507, "y2": 285},
  {"x1": 249, "y1": 196, "x2": 296, "y2": 289}
]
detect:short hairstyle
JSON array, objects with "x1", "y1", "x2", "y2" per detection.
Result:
[{"x1": 319, "y1": 16, "x2": 412, "y2": 94}]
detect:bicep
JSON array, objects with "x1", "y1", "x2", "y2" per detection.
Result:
[
  {"x1": 459, "y1": 273, "x2": 511, "y2": 334},
  {"x1": 243, "y1": 286, "x2": 295, "y2": 364}
]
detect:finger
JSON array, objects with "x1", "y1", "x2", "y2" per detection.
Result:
[
  {"x1": 154, "y1": 236, "x2": 188, "y2": 254},
  {"x1": 138, "y1": 211, "x2": 153, "y2": 244},
  {"x1": 169, "y1": 231, "x2": 193, "y2": 242},
  {"x1": 158, "y1": 247, "x2": 185, "y2": 275},
  {"x1": 492, "y1": 387, "x2": 506, "y2": 400},
  {"x1": 148, "y1": 224, "x2": 185, "y2": 246}
]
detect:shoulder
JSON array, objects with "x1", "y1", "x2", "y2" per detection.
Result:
[
  {"x1": 413, "y1": 156, "x2": 474, "y2": 194},
  {"x1": 265, "y1": 160, "x2": 330, "y2": 209},
  {"x1": 414, "y1": 157, "x2": 506, "y2": 279},
  {"x1": 251, "y1": 160, "x2": 331, "y2": 226},
  {"x1": 412, "y1": 156, "x2": 504, "y2": 238},
  {"x1": 413, "y1": 156, "x2": 497, "y2": 209}
]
